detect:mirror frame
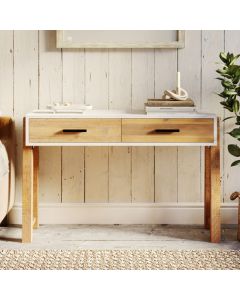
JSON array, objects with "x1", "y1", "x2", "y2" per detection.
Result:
[{"x1": 56, "y1": 30, "x2": 185, "y2": 49}]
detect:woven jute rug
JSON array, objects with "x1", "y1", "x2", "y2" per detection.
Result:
[{"x1": 0, "y1": 249, "x2": 239, "y2": 270}]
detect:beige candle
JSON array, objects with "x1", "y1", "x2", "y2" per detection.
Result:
[{"x1": 177, "y1": 71, "x2": 181, "y2": 95}]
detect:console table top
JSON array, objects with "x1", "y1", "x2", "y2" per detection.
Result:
[{"x1": 26, "y1": 109, "x2": 217, "y2": 119}]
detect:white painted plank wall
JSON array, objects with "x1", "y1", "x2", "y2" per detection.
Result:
[
  {"x1": 0, "y1": 30, "x2": 240, "y2": 223},
  {"x1": 0, "y1": 31, "x2": 13, "y2": 117},
  {"x1": 39, "y1": 31, "x2": 62, "y2": 203},
  {"x1": 109, "y1": 50, "x2": 132, "y2": 203},
  {"x1": 62, "y1": 48, "x2": 85, "y2": 203},
  {"x1": 202, "y1": 30, "x2": 225, "y2": 204},
  {"x1": 178, "y1": 31, "x2": 201, "y2": 203},
  {"x1": 131, "y1": 49, "x2": 155, "y2": 203},
  {"x1": 13, "y1": 30, "x2": 38, "y2": 205},
  {"x1": 85, "y1": 50, "x2": 109, "y2": 203},
  {"x1": 154, "y1": 49, "x2": 178, "y2": 203}
]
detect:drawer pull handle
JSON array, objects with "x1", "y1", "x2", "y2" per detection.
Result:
[
  {"x1": 62, "y1": 129, "x2": 87, "y2": 133},
  {"x1": 153, "y1": 129, "x2": 180, "y2": 133}
]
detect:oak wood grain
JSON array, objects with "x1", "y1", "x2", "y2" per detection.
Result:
[
  {"x1": 210, "y1": 119, "x2": 221, "y2": 243},
  {"x1": 22, "y1": 118, "x2": 33, "y2": 243},
  {"x1": 33, "y1": 146, "x2": 39, "y2": 228},
  {"x1": 22, "y1": 145, "x2": 33, "y2": 242},
  {"x1": 204, "y1": 146, "x2": 211, "y2": 229},
  {"x1": 122, "y1": 118, "x2": 214, "y2": 143},
  {"x1": 29, "y1": 118, "x2": 122, "y2": 143}
]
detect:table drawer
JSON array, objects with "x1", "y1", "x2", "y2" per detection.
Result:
[
  {"x1": 28, "y1": 118, "x2": 121, "y2": 143},
  {"x1": 122, "y1": 118, "x2": 215, "y2": 143}
]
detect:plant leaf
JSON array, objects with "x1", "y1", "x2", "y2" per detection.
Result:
[
  {"x1": 229, "y1": 56, "x2": 240, "y2": 66},
  {"x1": 225, "y1": 90, "x2": 237, "y2": 96},
  {"x1": 228, "y1": 127, "x2": 240, "y2": 139},
  {"x1": 223, "y1": 116, "x2": 235, "y2": 121},
  {"x1": 228, "y1": 144, "x2": 240, "y2": 157},
  {"x1": 233, "y1": 74, "x2": 240, "y2": 84},
  {"x1": 233, "y1": 100, "x2": 240, "y2": 113},
  {"x1": 219, "y1": 52, "x2": 228, "y2": 63},
  {"x1": 221, "y1": 80, "x2": 235, "y2": 89},
  {"x1": 231, "y1": 160, "x2": 240, "y2": 167},
  {"x1": 236, "y1": 116, "x2": 240, "y2": 125}
]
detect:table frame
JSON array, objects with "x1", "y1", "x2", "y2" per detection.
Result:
[{"x1": 22, "y1": 118, "x2": 221, "y2": 243}]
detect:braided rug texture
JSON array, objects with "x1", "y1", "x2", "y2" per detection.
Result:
[{"x1": 0, "y1": 249, "x2": 239, "y2": 270}]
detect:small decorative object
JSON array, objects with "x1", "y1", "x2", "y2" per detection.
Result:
[
  {"x1": 47, "y1": 102, "x2": 93, "y2": 112},
  {"x1": 144, "y1": 71, "x2": 195, "y2": 114},
  {"x1": 230, "y1": 192, "x2": 240, "y2": 241},
  {"x1": 163, "y1": 71, "x2": 189, "y2": 101},
  {"x1": 32, "y1": 102, "x2": 93, "y2": 114}
]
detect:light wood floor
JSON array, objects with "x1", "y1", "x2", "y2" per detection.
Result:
[{"x1": 0, "y1": 225, "x2": 239, "y2": 250}]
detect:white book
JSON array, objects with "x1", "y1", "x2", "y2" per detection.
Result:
[{"x1": 145, "y1": 106, "x2": 196, "y2": 113}]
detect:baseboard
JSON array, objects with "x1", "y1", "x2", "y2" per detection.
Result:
[{"x1": 8, "y1": 202, "x2": 238, "y2": 225}]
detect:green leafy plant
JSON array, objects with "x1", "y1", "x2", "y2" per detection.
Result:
[{"x1": 217, "y1": 52, "x2": 240, "y2": 166}]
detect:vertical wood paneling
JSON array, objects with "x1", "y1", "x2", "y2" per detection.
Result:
[
  {"x1": 85, "y1": 50, "x2": 108, "y2": 108},
  {"x1": 132, "y1": 49, "x2": 154, "y2": 202},
  {"x1": 224, "y1": 31, "x2": 240, "y2": 202},
  {"x1": 39, "y1": 31, "x2": 62, "y2": 203},
  {"x1": 62, "y1": 49, "x2": 85, "y2": 203},
  {"x1": 155, "y1": 147, "x2": 178, "y2": 202},
  {"x1": 202, "y1": 31, "x2": 225, "y2": 115},
  {"x1": 109, "y1": 146, "x2": 132, "y2": 202},
  {"x1": 178, "y1": 31, "x2": 201, "y2": 202},
  {"x1": 202, "y1": 30, "x2": 225, "y2": 204},
  {"x1": 0, "y1": 31, "x2": 14, "y2": 219},
  {"x1": 14, "y1": 30, "x2": 38, "y2": 202},
  {"x1": 109, "y1": 50, "x2": 132, "y2": 110},
  {"x1": 85, "y1": 146, "x2": 109, "y2": 202},
  {"x1": 0, "y1": 31, "x2": 13, "y2": 116},
  {"x1": 85, "y1": 50, "x2": 109, "y2": 202},
  {"x1": 109, "y1": 50, "x2": 132, "y2": 202},
  {"x1": 154, "y1": 49, "x2": 178, "y2": 202},
  {"x1": 3, "y1": 30, "x2": 238, "y2": 211},
  {"x1": 62, "y1": 49, "x2": 85, "y2": 103},
  {"x1": 131, "y1": 50, "x2": 154, "y2": 107}
]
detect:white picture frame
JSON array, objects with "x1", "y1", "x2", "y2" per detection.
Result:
[{"x1": 56, "y1": 30, "x2": 185, "y2": 49}]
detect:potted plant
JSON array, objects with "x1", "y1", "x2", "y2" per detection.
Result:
[{"x1": 216, "y1": 52, "x2": 240, "y2": 240}]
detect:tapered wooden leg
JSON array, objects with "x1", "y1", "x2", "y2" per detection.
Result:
[
  {"x1": 33, "y1": 146, "x2": 39, "y2": 229},
  {"x1": 22, "y1": 145, "x2": 33, "y2": 243},
  {"x1": 210, "y1": 120, "x2": 221, "y2": 243},
  {"x1": 204, "y1": 146, "x2": 211, "y2": 229},
  {"x1": 210, "y1": 146, "x2": 221, "y2": 242},
  {"x1": 204, "y1": 120, "x2": 221, "y2": 242}
]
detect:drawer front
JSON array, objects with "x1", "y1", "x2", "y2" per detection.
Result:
[
  {"x1": 122, "y1": 118, "x2": 215, "y2": 143},
  {"x1": 29, "y1": 118, "x2": 121, "y2": 143}
]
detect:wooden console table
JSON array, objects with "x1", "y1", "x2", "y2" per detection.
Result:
[{"x1": 22, "y1": 110, "x2": 221, "y2": 243}]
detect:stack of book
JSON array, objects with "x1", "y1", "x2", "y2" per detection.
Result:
[{"x1": 145, "y1": 98, "x2": 196, "y2": 114}]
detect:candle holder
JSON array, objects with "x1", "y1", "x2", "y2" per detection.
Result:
[{"x1": 162, "y1": 71, "x2": 189, "y2": 101}]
